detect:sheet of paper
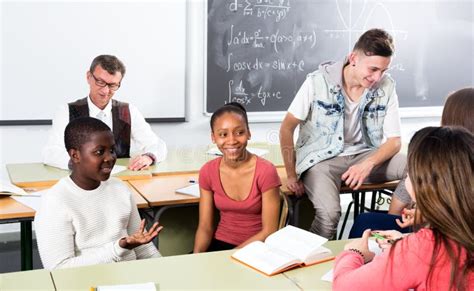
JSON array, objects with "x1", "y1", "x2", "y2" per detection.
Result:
[
  {"x1": 321, "y1": 268, "x2": 333, "y2": 282},
  {"x1": 175, "y1": 183, "x2": 200, "y2": 197},
  {"x1": 12, "y1": 189, "x2": 47, "y2": 211},
  {"x1": 111, "y1": 165, "x2": 127, "y2": 175},
  {"x1": 96, "y1": 282, "x2": 156, "y2": 291},
  {"x1": 206, "y1": 147, "x2": 269, "y2": 157},
  {"x1": 368, "y1": 239, "x2": 383, "y2": 255}
]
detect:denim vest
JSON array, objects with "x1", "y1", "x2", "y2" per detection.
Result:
[{"x1": 295, "y1": 61, "x2": 395, "y2": 177}]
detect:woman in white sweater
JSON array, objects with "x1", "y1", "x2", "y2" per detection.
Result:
[{"x1": 35, "y1": 117, "x2": 162, "y2": 270}]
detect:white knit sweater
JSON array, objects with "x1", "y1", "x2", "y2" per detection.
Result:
[{"x1": 35, "y1": 176, "x2": 161, "y2": 270}]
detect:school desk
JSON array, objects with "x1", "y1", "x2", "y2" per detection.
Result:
[
  {"x1": 0, "y1": 268, "x2": 55, "y2": 291},
  {"x1": 151, "y1": 143, "x2": 284, "y2": 175},
  {"x1": 0, "y1": 197, "x2": 35, "y2": 271},
  {"x1": 6, "y1": 158, "x2": 152, "y2": 188},
  {"x1": 0, "y1": 184, "x2": 149, "y2": 271},
  {"x1": 50, "y1": 249, "x2": 298, "y2": 291},
  {"x1": 48, "y1": 239, "x2": 348, "y2": 290}
]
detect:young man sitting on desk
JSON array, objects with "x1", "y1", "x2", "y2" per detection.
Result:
[
  {"x1": 279, "y1": 28, "x2": 406, "y2": 239},
  {"x1": 36, "y1": 117, "x2": 162, "y2": 270},
  {"x1": 42, "y1": 54, "x2": 167, "y2": 171}
]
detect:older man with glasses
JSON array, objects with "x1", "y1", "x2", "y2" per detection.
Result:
[{"x1": 42, "y1": 54, "x2": 167, "y2": 171}]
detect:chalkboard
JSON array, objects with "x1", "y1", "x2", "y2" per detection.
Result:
[
  {"x1": 0, "y1": 1, "x2": 186, "y2": 125},
  {"x1": 206, "y1": 0, "x2": 473, "y2": 116}
]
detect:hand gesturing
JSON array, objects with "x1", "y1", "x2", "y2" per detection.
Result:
[{"x1": 120, "y1": 219, "x2": 163, "y2": 250}]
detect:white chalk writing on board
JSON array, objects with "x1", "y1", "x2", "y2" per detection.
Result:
[{"x1": 207, "y1": 0, "x2": 473, "y2": 113}]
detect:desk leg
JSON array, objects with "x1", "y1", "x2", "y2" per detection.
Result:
[
  {"x1": 20, "y1": 221, "x2": 33, "y2": 271},
  {"x1": 360, "y1": 191, "x2": 366, "y2": 214},
  {"x1": 353, "y1": 192, "x2": 360, "y2": 218}
]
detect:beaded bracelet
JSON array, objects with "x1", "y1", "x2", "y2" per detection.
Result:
[{"x1": 348, "y1": 248, "x2": 365, "y2": 261}]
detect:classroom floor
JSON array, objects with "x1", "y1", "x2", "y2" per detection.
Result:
[{"x1": 0, "y1": 239, "x2": 42, "y2": 273}]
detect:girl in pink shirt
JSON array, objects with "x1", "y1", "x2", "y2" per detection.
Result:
[
  {"x1": 333, "y1": 126, "x2": 473, "y2": 290},
  {"x1": 193, "y1": 103, "x2": 281, "y2": 252}
]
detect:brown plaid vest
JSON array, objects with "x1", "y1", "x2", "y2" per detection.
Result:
[{"x1": 68, "y1": 97, "x2": 131, "y2": 158}]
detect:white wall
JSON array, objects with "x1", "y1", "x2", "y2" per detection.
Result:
[{"x1": 0, "y1": 1, "x2": 440, "y2": 233}]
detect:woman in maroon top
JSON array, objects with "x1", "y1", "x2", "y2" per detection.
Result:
[{"x1": 193, "y1": 102, "x2": 281, "y2": 252}]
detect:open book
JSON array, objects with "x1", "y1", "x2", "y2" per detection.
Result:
[
  {"x1": 232, "y1": 225, "x2": 333, "y2": 276},
  {"x1": 0, "y1": 180, "x2": 28, "y2": 196}
]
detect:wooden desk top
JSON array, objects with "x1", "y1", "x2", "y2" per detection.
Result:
[
  {"x1": 0, "y1": 197, "x2": 35, "y2": 220},
  {"x1": 7, "y1": 158, "x2": 152, "y2": 188},
  {"x1": 126, "y1": 182, "x2": 149, "y2": 209},
  {"x1": 130, "y1": 169, "x2": 286, "y2": 208},
  {"x1": 277, "y1": 167, "x2": 400, "y2": 195},
  {"x1": 152, "y1": 143, "x2": 284, "y2": 176},
  {"x1": 51, "y1": 249, "x2": 298, "y2": 291},
  {"x1": 0, "y1": 183, "x2": 148, "y2": 221},
  {"x1": 0, "y1": 269, "x2": 55, "y2": 291},
  {"x1": 129, "y1": 173, "x2": 200, "y2": 207}
]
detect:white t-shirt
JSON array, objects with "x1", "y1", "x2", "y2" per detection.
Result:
[
  {"x1": 288, "y1": 77, "x2": 401, "y2": 156},
  {"x1": 340, "y1": 91, "x2": 370, "y2": 156}
]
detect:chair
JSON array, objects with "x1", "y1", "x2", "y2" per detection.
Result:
[
  {"x1": 337, "y1": 180, "x2": 399, "y2": 239},
  {"x1": 281, "y1": 179, "x2": 400, "y2": 239}
]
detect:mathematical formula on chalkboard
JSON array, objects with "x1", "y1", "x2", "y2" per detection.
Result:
[{"x1": 206, "y1": 0, "x2": 473, "y2": 115}]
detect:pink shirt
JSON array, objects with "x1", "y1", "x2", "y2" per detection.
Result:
[
  {"x1": 333, "y1": 228, "x2": 473, "y2": 291},
  {"x1": 199, "y1": 156, "x2": 281, "y2": 246}
]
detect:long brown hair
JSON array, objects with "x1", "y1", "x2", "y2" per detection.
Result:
[
  {"x1": 441, "y1": 87, "x2": 474, "y2": 132},
  {"x1": 407, "y1": 126, "x2": 473, "y2": 290}
]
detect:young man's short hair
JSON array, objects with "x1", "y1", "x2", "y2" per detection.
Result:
[
  {"x1": 353, "y1": 28, "x2": 394, "y2": 57},
  {"x1": 89, "y1": 55, "x2": 126, "y2": 77},
  {"x1": 64, "y1": 117, "x2": 111, "y2": 151}
]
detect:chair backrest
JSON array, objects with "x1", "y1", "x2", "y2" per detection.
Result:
[{"x1": 278, "y1": 190, "x2": 290, "y2": 229}]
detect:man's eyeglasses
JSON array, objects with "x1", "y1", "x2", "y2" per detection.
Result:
[{"x1": 90, "y1": 73, "x2": 121, "y2": 91}]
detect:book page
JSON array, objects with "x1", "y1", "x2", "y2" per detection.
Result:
[
  {"x1": 232, "y1": 241, "x2": 299, "y2": 276},
  {"x1": 303, "y1": 246, "x2": 332, "y2": 265},
  {"x1": 265, "y1": 226, "x2": 328, "y2": 263},
  {"x1": 0, "y1": 180, "x2": 28, "y2": 196}
]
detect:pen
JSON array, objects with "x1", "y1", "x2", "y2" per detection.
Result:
[{"x1": 371, "y1": 233, "x2": 385, "y2": 240}]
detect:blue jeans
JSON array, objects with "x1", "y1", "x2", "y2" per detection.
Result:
[{"x1": 349, "y1": 212, "x2": 411, "y2": 238}]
